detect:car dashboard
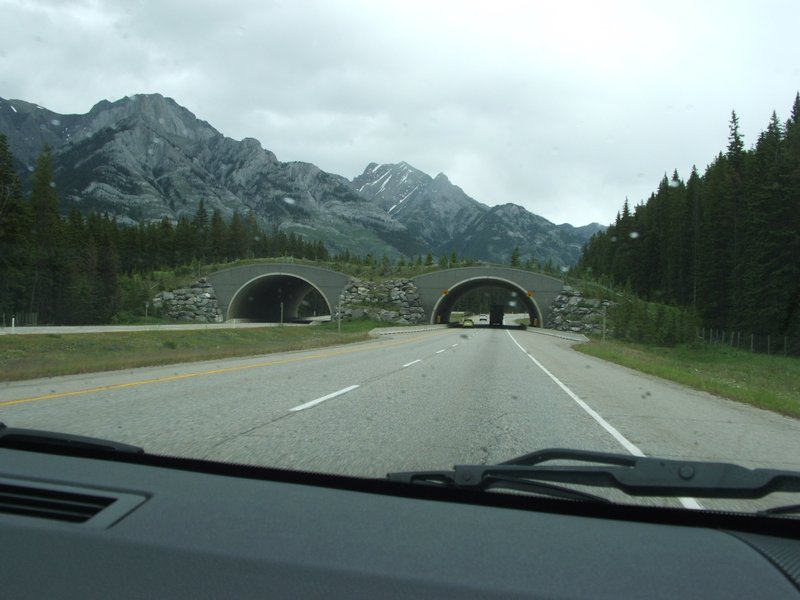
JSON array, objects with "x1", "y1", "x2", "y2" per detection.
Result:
[{"x1": 1, "y1": 445, "x2": 799, "y2": 599}]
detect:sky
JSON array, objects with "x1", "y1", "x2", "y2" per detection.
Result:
[{"x1": 1, "y1": 0, "x2": 798, "y2": 226}]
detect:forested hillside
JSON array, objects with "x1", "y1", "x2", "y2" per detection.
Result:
[
  {"x1": 0, "y1": 139, "x2": 329, "y2": 325},
  {"x1": 577, "y1": 93, "x2": 800, "y2": 337}
]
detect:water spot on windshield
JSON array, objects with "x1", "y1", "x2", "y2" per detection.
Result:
[
  {"x1": 283, "y1": 197, "x2": 296, "y2": 205},
  {"x1": 668, "y1": 179, "x2": 680, "y2": 188},
  {"x1": 50, "y1": 118, "x2": 60, "y2": 126},
  {"x1": 629, "y1": 231, "x2": 640, "y2": 239}
]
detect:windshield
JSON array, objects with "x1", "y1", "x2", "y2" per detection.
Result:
[{"x1": 0, "y1": 0, "x2": 798, "y2": 516}]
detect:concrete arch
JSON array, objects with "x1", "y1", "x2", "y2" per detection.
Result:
[
  {"x1": 429, "y1": 275, "x2": 544, "y2": 326},
  {"x1": 412, "y1": 267, "x2": 564, "y2": 327},
  {"x1": 208, "y1": 264, "x2": 351, "y2": 323},
  {"x1": 227, "y1": 273, "x2": 328, "y2": 322}
]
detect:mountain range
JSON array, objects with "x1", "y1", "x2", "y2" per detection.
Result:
[{"x1": 0, "y1": 93, "x2": 604, "y2": 265}]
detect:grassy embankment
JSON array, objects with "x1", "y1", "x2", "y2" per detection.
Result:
[
  {"x1": 575, "y1": 339, "x2": 800, "y2": 419},
  {"x1": 0, "y1": 320, "x2": 386, "y2": 382}
]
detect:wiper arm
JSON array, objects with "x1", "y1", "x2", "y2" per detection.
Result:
[
  {"x1": 0, "y1": 422, "x2": 144, "y2": 454},
  {"x1": 388, "y1": 448, "x2": 800, "y2": 500}
]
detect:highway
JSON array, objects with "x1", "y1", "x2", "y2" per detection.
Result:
[{"x1": 2, "y1": 325, "x2": 799, "y2": 513}]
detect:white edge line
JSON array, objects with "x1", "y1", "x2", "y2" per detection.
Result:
[
  {"x1": 506, "y1": 331, "x2": 703, "y2": 511},
  {"x1": 436, "y1": 349, "x2": 446, "y2": 354},
  {"x1": 451, "y1": 343, "x2": 459, "y2": 347},
  {"x1": 403, "y1": 359, "x2": 422, "y2": 368},
  {"x1": 290, "y1": 384, "x2": 360, "y2": 412}
]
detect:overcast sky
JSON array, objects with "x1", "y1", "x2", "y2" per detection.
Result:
[{"x1": 1, "y1": 0, "x2": 798, "y2": 226}]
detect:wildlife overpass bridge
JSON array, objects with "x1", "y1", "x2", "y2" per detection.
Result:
[{"x1": 208, "y1": 264, "x2": 565, "y2": 327}]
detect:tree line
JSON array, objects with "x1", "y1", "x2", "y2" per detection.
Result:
[
  {"x1": 1, "y1": 133, "x2": 564, "y2": 326},
  {"x1": 0, "y1": 137, "x2": 330, "y2": 325},
  {"x1": 577, "y1": 93, "x2": 800, "y2": 338}
]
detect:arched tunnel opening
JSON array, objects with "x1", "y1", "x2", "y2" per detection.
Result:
[
  {"x1": 432, "y1": 279, "x2": 542, "y2": 327},
  {"x1": 227, "y1": 275, "x2": 331, "y2": 323}
]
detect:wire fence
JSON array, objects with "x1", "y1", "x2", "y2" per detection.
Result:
[{"x1": 697, "y1": 327, "x2": 800, "y2": 357}]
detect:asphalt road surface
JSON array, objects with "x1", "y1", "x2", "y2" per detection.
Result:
[{"x1": 2, "y1": 326, "x2": 799, "y2": 514}]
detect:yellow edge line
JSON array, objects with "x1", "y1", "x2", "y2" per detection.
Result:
[{"x1": 0, "y1": 330, "x2": 450, "y2": 408}]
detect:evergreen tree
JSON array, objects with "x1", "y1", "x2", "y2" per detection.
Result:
[
  {"x1": 93, "y1": 221, "x2": 121, "y2": 322},
  {"x1": 27, "y1": 146, "x2": 65, "y2": 323},
  {"x1": 0, "y1": 134, "x2": 31, "y2": 322},
  {"x1": 174, "y1": 216, "x2": 195, "y2": 265},
  {"x1": 191, "y1": 199, "x2": 210, "y2": 259},
  {"x1": 209, "y1": 209, "x2": 225, "y2": 262},
  {"x1": 61, "y1": 208, "x2": 95, "y2": 324},
  {"x1": 244, "y1": 211, "x2": 261, "y2": 258},
  {"x1": 777, "y1": 94, "x2": 800, "y2": 335},
  {"x1": 577, "y1": 93, "x2": 800, "y2": 337},
  {"x1": 225, "y1": 211, "x2": 248, "y2": 259},
  {"x1": 739, "y1": 110, "x2": 784, "y2": 333}
]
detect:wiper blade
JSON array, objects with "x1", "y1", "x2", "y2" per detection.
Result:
[
  {"x1": 758, "y1": 504, "x2": 800, "y2": 516},
  {"x1": 389, "y1": 468, "x2": 612, "y2": 503},
  {"x1": 0, "y1": 422, "x2": 143, "y2": 455},
  {"x1": 388, "y1": 448, "x2": 800, "y2": 500}
]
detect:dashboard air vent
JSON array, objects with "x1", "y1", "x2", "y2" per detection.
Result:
[{"x1": 0, "y1": 477, "x2": 147, "y2": 528}]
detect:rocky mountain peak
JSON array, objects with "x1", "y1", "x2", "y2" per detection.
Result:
[
  {"x1": 0, "y1": 93, "x2": 604, "y2": 266},
  {"x1": 352, "y1": 161, "x2": 431, "y2": 213}
]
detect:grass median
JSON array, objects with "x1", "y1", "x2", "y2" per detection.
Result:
[
  {"x1": 0, "y1": 321, "x2": 385, "y2": 382},
  {"x1": 575, "y1": 339, "x2": 800, "y2": 419}
]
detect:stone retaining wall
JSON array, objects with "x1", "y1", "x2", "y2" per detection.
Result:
[
  {"x1": 546, "y1": 286, "x2": 613, "y2": 335},
  {"x1": 152, "y1": 278, "x2": 223, "y2": 323},
  {"x1": 337, "y1": 278, "x2": 426, "y2": 324}
]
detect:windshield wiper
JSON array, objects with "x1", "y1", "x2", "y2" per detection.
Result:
[
  {"x1": 387, "y1": 448, "x2": 800, "y2": 500},
  {"x1": 758, "y1": 504, "x2": 800, "y2": 516},
  {"x1": 0, "y1": 422, "x2": 144, "y2": 455}
]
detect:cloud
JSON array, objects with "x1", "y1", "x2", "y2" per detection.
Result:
[{"x1": 1, "y1": 0, "x2": 798, "y2": 226}]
